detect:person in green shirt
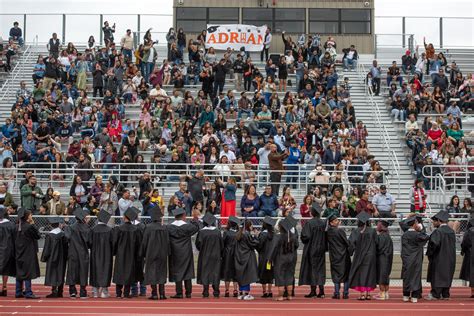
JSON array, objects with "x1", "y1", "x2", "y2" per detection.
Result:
[
  {"x1": 20, "y1": 176, "x2": 44, "y2": 213},
  {"x1": 446, "y1": 122, "x2": 464, "y2": 143},
  {"x1": 322, "y1": 198, "x2": 340, "y2": 219}
]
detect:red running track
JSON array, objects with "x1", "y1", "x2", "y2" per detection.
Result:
[{"x1": 0, "y1": 285, "x2": 473, "y2": 316}]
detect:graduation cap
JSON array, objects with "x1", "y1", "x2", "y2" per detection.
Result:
[
  {"x1": 280, "y1": 215, "x2": 297, "y2": 232},
  {"x1": 403, "y1": 216, "x2": 417, "y2": 227},
  {"x1": 228, "y1": 216, "x2": 241, "y2": 226},
  {"x1": 202, "y1": 212, "x2": 217, "y2": 226},
  {"x1": 431, "y1": 210, "x2": 450, "y2": 223},
  {"x1": 74, "y1": 207, "x2": 88, "y2": 221},
  {"x1": 124, "y1": 207, "x2": 138, "y2": 222},
  {"x1": 48, "y1": 217, "x2": 64, "y2": 225},
  {"x1": 149, "y1": 205, "x2": 162, "y2": 222},
  {"x1": 172, "y1": 208, "x2": 186, "y2": 217},
  {"x1": 327, "y1": 214, "x2": 338, "y2": 223},
  {"x1": 311, "y1": 202, "x2": 322, "y2": 214},
  {"x1": 17, "y1": 207, "x2": 28, "y2": 219},
  {"x1": 356, "y1": 211, "x2": 371, "y2": 224},
  {"x1": 378, "y1": 219, "x2": 391, "y2": 227},
  {"x1": 263, "y1": 216, "x2": 277, "y2": 227},
  {"x1": 97, "y1": 209, "x2": 112, "y2": 224}
]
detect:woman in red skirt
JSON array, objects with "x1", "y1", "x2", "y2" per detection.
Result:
[{"x1": 219, "y1": 178, "x2": 237, "y2": 224}]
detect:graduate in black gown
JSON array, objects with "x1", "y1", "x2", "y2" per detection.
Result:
[
  {"x1": 271, "y1": 216, "x2": 299, "y2": 301},
  {"x1": 113, "y1": 207, "x2": 143, "y2": 298},
  {"x1": 234, "y1": 219, "x2": 259, "y2": 300},
  {"x1": 141, "y1": 206, "x2": 169, "y2": 300},
  {"x1": 460, "y1": 219, "x2": 474, "y2": 298},
  {"x1": 89, "y1": 209, "x2": 114, "y2": 298},
  {"x1": 299, "y1": 203, "x2": 327, "y2": 298},
  {"x1": 257, "y1": 216, "x2": 276, "y2": 298},
  {"x1": 348, "y1": 211, "x2": 377, "y2": 300},
  {"x1": 375, "y1": 220, "x2": 394, "y2": 300},
  {"x1": 131, "y1": 210, "x2": 146, "y2": 297},
  {"x1": 400, "y1": 216, "x2": 429, "y2": 303},
  {"x1": 15, "y1": 208, "x2": 41, "y2": 299},
  {"x1": 426, "y1": 210, "x2": 456, "y2": 300},
  {"x1": 41, "y1": 217, "x2": 68, "y2": 298},
  {"x1": 167, "y1": 207, "x2": 200, "y2": 299},
  {"x1": 326, "y1": 214, "x2": 351, "y2": 299},
  {"x1": 64, "y1": 208, "x2": 91, "y2": 298},
  {"x1": 196, "y1": 212, "x2": 224, "y2": 298},
  {"x1": 0, "y1": 207, "x2": 15, "y2": 297},
  {"x1": 221, "y1": 216, "x2": 240, "y2": 297}
]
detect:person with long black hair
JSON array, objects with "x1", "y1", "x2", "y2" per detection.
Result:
[
  {"x1": 257, "y1": 216, "x2": 277, "y2": 298},
  {"x1": 375, "y1": 220, "x2": 394, "y2": 300},
  {"x1": 234, "y1": 219, "x2": 259, "y2": 300},
  {"x1": 221, "y1": 216, "x2": 240, "y2": 297},
  {"x1": 271, "y1": 216, "x2": 299, "y2": 301},
  {"x1": 0, "y1": 206, "x2": 16, "y2": 297}
]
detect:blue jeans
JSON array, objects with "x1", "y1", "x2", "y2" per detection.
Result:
[
  {"x1": 9, "y1": 36, "x2": 24, "y2": 46},
  {"x1": 123, "y1": 92, "x2": 133, "y2": 103},
  {"x1": 343, "y1": 58, "x2": 357, "y2": 70},
  {"x1": 131, "y1": 282, "x2": 146, "y2": 295},
  {"x1": 145, "y1": 62, "x2": 155, "y2": 83},
  {"x1": 238, "y1": 109, "x2": 253, "y2": 119},
  {"x1": 178, "y1": 45, "x2": 185, "y2": 57},
  {"x1": 122, "y1": 49, "x2": 132, "y2": 62},
  {"x1": 258, "y1": 210, "x2": 277, "y2": 217},
  {"x1": 264, "y1": 92, "x2": 272, "y2": 105},
  {"x1": 387, "y1": 75, "x2": 403, "y2": 87},
  {"x1": 16, "y1": 279, "x2": 32, "y2": 297},
  {"x1": 334, "y1": 282, "x2": 349, "y2": 296},
  {"x1": 213, "y1": 81, "x2": 225, "y2": 97},
  {"x1": 286, "y1": 165, "x2": 298, "y2": 187}
]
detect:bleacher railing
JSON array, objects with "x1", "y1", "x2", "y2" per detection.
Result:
[{"x1": 357, "y1": 62, "x2": 401, "y2": 199}]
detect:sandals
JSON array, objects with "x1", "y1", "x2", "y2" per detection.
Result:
[
  {"x1": 233, "y1": 290, "x2": 238, "y2": 298},
  {"x1": 358, "y1": 295, "x2": 366, "y2": 301},
  {"x1": 366, "y1": 294, "x2": 372, "y2": 300},
  {"x1": 274, "y1": 296, "x2": 285, "y2": 301}
]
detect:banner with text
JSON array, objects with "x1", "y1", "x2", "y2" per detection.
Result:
[{"x1": 205, "y1": 24, "x2": 267, "y2": 52}]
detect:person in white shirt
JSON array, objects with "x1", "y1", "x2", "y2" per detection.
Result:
[
  {"x1": 120, "y1": 29, "x2": 134, "y2": 62},
  {"x1": 132, "y1": 72, "x2": 143, "y2": 87},
  {"x1": 260, "y1": 27, "x2": 272, "y2": 62},
  {"x1": 149, "y1": 83, "x2": 168, "y2": 101},
  {"x1": 405, "y1": 114, "x2": 419, "y2": 133},
  {"x1": 117, "y1": 189, "x2": 138, "y2": 216},
  {"x1": 219, "y1": 144, "x2": 236, "y2": 162}
]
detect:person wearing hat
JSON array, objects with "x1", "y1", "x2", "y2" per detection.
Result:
[
  {"x1": 326, "y1": 214, "x2": 351, "y2": 299},
  {"x1": 113, "y1": 207, "x2": 142, "y2": 298},
  {"x1": 299, "y1": 202, "x2": 327, "y2": 298},
  {"x1": 140, "y1": 205, "x2": 169, "y2": 300},
  {"x1": 374, "y1": 220, "x2": 394, "y2": 300},
  {"x1": 195, "y1": 212, "x2": 223, "y2": 298},
  {"x1": 89, "y1": 209, "x2": 114, "y2": 299},
  {"x1": 460, "y1": 218, "x2": 474, "y2": 298},
  {"x1": 41, "y1": 217, "x2": 67, "y2": 298},
  {"x1": 400, "y1": 215, "x2": 429, "y2": 303},
  {"x1": 372, "y1": 185, "x2": 396, "y2": 218},
  {"x1": 221, "y1": 216, "x2": 241, "y2": 297},
  {"x1": 257, "y1": 216, "x2": 277, "y2": 298},
  {"x1": 0, "y1": 206, "x2": 15, "y2": 297},
  {"x1": 348, "y1": 211, "x2": 377, "y2": 300},
  {"x1": 425, "y1": 211, "x2": 456, "y2": 301},
  {"x1": 167, "y1": 207, "x2": 200, "y2": 299},
  {"x1": 234, "y1": 219, "x2": 259, "y2": 300},
  {"x1": 270, "y1": 215, "x2": 299, "y2": 301},
  {"x1": 46, "y1": 191, "x2": 66, "y2": 215},
  {"x1": 65, "y1": 207, "x2": 91, "y2": 299},
  {"x1": 14, "y1": 208, "x2": 41, "y2": 299}
]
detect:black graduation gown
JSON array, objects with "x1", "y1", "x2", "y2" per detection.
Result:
[
  {"x1": 65, "y1": 222, "x2": 91, "y2": 286},
  {"x1": 401, "y1": 229, "x2": 429, "y2": 293},
  {"x1": 112, "y1": 222, "x2": 142, "y2": 285},
  {"x1": 221, "y1": 229, "x2": 238, "y2": 282},
  {"x1": 271, "y1": 232, "x2": 299, "y2": 287},
  {"x1": 15, "y1": 222, "x2": 41, "y2": 281},
  {"x1": 256, "y1": 230, "x2": 275, "y2": 283},
  {"x1": 0, "y1": 219, "x2": 16, "y2": 277},
  {"x1": 134, "y1": 221, "x2": 146, "y2": 283},
  {"x1": 41, "y1": 230, "x2": 68, "y2": 286},
  {"x1": 234, "y1": 232, "x2": 259, "y2": 286},
  {"x1": 327, "y1": 226, "x2": 351, "y2": 283},
  {"x1": 167, "y1": 220, "x2": 200, "y2": 282},
  {"x1": 89, "y1": 223, "x2": 113, "y2": 287},
  {"x1": 298, "y1": 217, "x2": 327, "y2": 286},
  {"x1": 140, "y1": 222, "x2": 169, "y2": 285},
  {"x1": 426, "y1": 225, "x2": 456, "y2": 288},
  {"x1": 196, "y1": 227, "x2": 223, "y2": 285},
  {"x1": 376, "y1": 232, "x2": 394, "y2": 285},
  {"x1": 348, "y1": 227, "x2": 377, "y2": 289},
  {"x1": 460, "y1": 227, "x2": 473, "y2": 284}
]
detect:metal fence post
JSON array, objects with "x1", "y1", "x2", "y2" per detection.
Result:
[
  {"x1": 137, "y1": 14, "x2": 141, "y2": 48},
  {"x1": 374, "y1": 34, "x2": 377, "y2": 59},
  {"x1": 99, "y1": 14, "x2": 103, "y2": 46},
  {"x1": 62, "y1": 14, "x2": 66, "y2": 44},
  {"x1": 402, "y1": 17, "x2": 406, "y2": 48},
  {"x1": 23, "y1": 14, "x2": 27, "y2": 43},
  {"x1": 439, "y1": 17, "x2": 443, "y2": 48}
]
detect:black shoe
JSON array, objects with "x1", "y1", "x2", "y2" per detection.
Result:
[
  {"x1": 131, "y1": 293, "x2": 138, "y2": 297},
  {"x1": 261, "y1": 293, "x2": 268, "y2": 298},
  {"x1": 123, "y1": 295, "x2": 132, "y2": 299},
  {"x1": 171, "y1": 294, "x2": 183, "y2": 299},
  {"x1": 304, "y1": 292, "x2": 316, "y2": 298},
  {"x1": 233, "y1": 291, "x2": 238, "y2": 297},
  {"x1": 317, "y1": 292, "x2": 325, "y2": 298},
  {"x1": 0, "y1": 290, "x2": 6, "y2": 297},
  {"x1": 139, "y1": 293, "x2": 147, "y2": 297},
  {"x1": 343, "y1": 294, "x2": 349, "y2": 299},
  {"x1": 291, "y1": 290, "x2": 295, "y2": 297},
  {"x1": 283, "y1": 290, "x2": 288, "y2": 298},
  {"x1": 268, "y1": 292, "x2": 273, "y2": 298},
  {"x1": 46, "y1": 292, "x2": 59, "y2": 298},
  {"x1": 70, "y1": 293, "x2": 77, "y2": 299},
  {"x1": 185, "y1": 294, "x2": 192, "y2": 299},
  {"x1": 225, "y1": 291, "x2": 230, "y2": 298},
  {"x1": 148, "y1": 295, "x2": 158, "y2": 300},
  {"x1": 15, "y1": 294, "x2": 24, "y2": 298},
  {"x1": 203, "y1": 293, "x2": 209, "y2": 298},
  {"x1": 332, "y1": 294, "x2": 340, "y2": 299},
  {"x1": 213, "y1": 294, "x2": 220, "y2": 298},
  {"x1": 160, "y1": 295, "x2": 167, "y2": 300},
  {"x1": 25, "y1": 294, "x2": 39, "y2": 299}
]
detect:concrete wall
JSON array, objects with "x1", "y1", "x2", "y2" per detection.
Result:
[{"x1": 173, "y1": 0, "x2": 375, "y2": 54}]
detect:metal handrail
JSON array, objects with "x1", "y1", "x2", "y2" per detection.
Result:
[{"x1": 357, "y1": 61, "x2": 401, "y2": 198}]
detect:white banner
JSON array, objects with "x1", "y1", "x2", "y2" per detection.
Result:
[{"x1": 205, "y1": 24, "x2": 267, "y2": 52}]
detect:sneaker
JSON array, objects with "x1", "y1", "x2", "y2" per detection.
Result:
[
  {"x1": 101, "y1": 292, "x2": 110, "y2": 299},
  {"x1": 385, "y1": 293, "x2": 390, "y2": 300},
  {"x1": 411, "y1": 297, "x2": 418, "y2": 303},
  {"x1": 70, "y1": 293, "x2": 77, "y2": 299},
  {"x1": 237, "y1": 295, "x2": 245, "y2": 300},
  {"x1": 80, "y1": 296, "x2": 88, "y2": 300},
  {"x1": 402, "y1": 296, "x2": 410, "y2": 302},
  {"x1": 424, "y1": 294, "x2": 439, "y2": 301},
  {"x1": 243, "y1": 294, "x2": 254, "y2": 301}
]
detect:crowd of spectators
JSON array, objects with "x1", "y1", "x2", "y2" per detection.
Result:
[
  {"x1": 367, "y1": 37, "x2": 473, "y2": 194},
  {"x1": 1, "y1": 22, "x2": 461, "y2": 221}
]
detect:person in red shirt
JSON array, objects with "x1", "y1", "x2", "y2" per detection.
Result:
[
  {"x1": 426, "y1": 122, "x2": 443, "y2": 148},
  {"x1": 299, "y1": 194, "x2": 313, "y2": 218},
  {"x1": 355, "y1": 189, "x2": 375, "y2": 216}
]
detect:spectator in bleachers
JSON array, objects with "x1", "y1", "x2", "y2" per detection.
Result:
[
  {"x1": 386, "y1": 61, "x2": 403, "y2": 87},
  {"x1": 102, "y1": 21, "x2": 116, "y2": 47},
  {"x1": 401, "y1": 50, "x2": 416, "y2": 75},
  {"x1": 342, "y1": 45, "x2": 358, "y2": 72},
  {"x1": 8, "y1": 22, "x2": 23, "y2": 46},
  {"x1": 47, "y1": 33, "x2": 61, "y2": 59}
]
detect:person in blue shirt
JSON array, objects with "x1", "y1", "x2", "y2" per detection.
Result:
[
  {"x1": 61, "y1": 82, "x2": 79, "y2": 101},
  {"x1": 257, "y1": 186, "x2": 279, "y2": 217},
  {"x1": 21, "y1": 133, "x2": 38, "y2": 161},
  {"x1": 286, "y1": 141, "x2": 301, "y2": 189},
  {"x1": 32, "y1": 57, "x2": 46, "y2": 84}
]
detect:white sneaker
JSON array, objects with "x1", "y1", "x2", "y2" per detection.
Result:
[
  {"x1": 243, "y1": 294, "x2": 254, "y2": 301},
  {"x1": 411, "y1": 297, "x2": 418, "y2": 303},
  {"x1": 237, "y1": 295, "x2": 245, "y2": 300},
  {"x1": 385, "y1": 293, "x2": 390, "y2": 300},
  {"x1": 403, "y1": 296, "x2": 410, "y2": 302}
]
